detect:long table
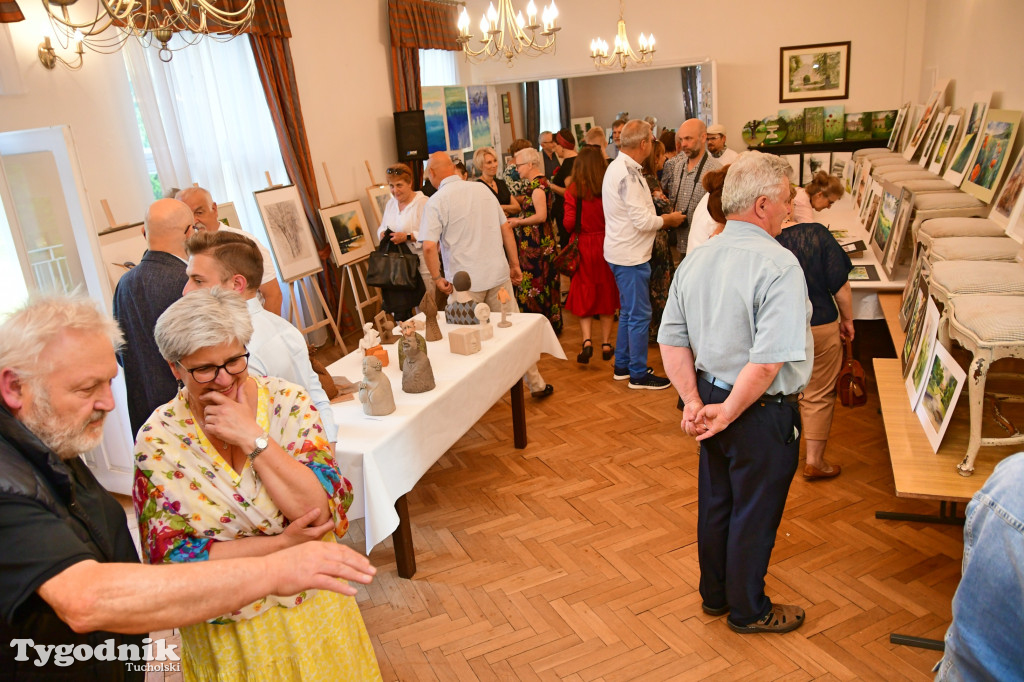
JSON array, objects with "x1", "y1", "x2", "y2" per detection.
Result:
[{"x1": 327, "y1": 312, "x2": 565, "y2": 577}]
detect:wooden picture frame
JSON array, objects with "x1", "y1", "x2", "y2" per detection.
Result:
[
  {"x1": 253, "y1": 184, "x2": 322, "y2": 282},
  {"x1": 320, "y1": 200, "x2": 374, "y2": 268},
  {"x1": 501, "y1": 92, "x2": 511, "y2": 124},
  {"x1": 960, "y1": 109, "x2": 1022, "y2": 204},
  {"x1": 97, "y1": 221, "x2": 145, "y2": 290},
  {"x1": 779, "y1": 41, "x2": 851, "y2": 103}
]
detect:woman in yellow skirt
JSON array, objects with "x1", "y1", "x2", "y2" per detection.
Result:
[{"x1": 133, "y1": 289, "x2": 381, "y2": 681}]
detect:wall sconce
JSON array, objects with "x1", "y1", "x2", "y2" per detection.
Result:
[{"x1": 38, "y1": 34, "x2": 85, "y2": 71}]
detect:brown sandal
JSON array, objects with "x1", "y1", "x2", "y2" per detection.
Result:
[{"x1": 728, "y1": 603, "x2": 805, "y2": 634}]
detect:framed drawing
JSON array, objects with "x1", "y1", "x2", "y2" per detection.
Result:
[
  {"x1": 320, "y1": 200, "x2": 374, "y2": 268},
  {"x1": 944, "y1": 91, "x2": 993, "y2": 186},
  {"x1": 990, "y1": 146, "x2": 1024, "y2": 230},
  {"x1": 97, "y1": 222, "x2": 146, "y2": 290},
  {"x1": 366, "y1": 184, "x2": 391, "y2": 243},
  {"x1": 802, "y1": 152, "x2": 830, "y2": 184},
  {"x1": 960, "y1": 109, "x2": 1022, "y2": 204},
  {"x1": 902, "y1": 79, "x2": 950, "y2": 161},
  {"x1": 915, "y1": 343, "x2": 966, "y2": 453},
  {"x1": 253, "y1": 185, "x2": 322, "y2": 282},
  {"x1": 501, "y1": 92, "x2": 511, "y2": 124},
  {"x1": 217, "y1": 201, "x2": 243, "y2": 231},
  {"x1": 779, "y1": 41, "x2": 850, "y2": 103},
  {"x1": 871, "y1": 181, "x2": 902, "y2": 263},
  {"x1": 570, "y1": 117, "x2": 595, "y2": 150},
  {"x1": 917, "y1": 106, "x2": 949, "y2": 168},
  {"x1": 881, "y1": 188, "x2": 914, "y2": 278},
  {"x1": 929, "y1": 111, "x2": 963, "y2": 175}
]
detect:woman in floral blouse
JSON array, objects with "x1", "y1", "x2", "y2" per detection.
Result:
[
  {"x1": 507, "y1": 147, "x2": 563, "y2": 334},
  {"x1": 133, "y1": 289, "x2": 380, "y2": 682}
]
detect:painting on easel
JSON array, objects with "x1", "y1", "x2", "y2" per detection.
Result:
[
  {"x1": 253, "y1": 184, "x2": 322, "y2": 282},
  {"x1": 321, "y1": 201, "x2": 374, "y2": 268}
]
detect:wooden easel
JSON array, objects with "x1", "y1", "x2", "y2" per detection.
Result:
[
  {"x1": 322, "y1": 162, "x2": 381, "y2": 331},
  {"x1": 260, "y1": 172, "x2": 347, "y2": 353}
]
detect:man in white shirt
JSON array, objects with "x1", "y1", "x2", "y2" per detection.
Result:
[
  {"x1": 176, "y1": 186, "x2": 284, "y2": 316},
  {"x1": 706, "y1": 124, "x2": 740, "y2": 166},
  {"x1": 181, "y1": 230, "x2": 338, "y2": 448},
  {"x1": 602, "y1": 120, "x2": 685, "y2": 390},
  {"x1": 420, "y1": 152, "x2": 553, "y2": 399}
]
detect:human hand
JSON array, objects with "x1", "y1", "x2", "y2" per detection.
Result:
[
  {"x1": 269, "y1": 542, "x2": 376, "y2": 597},
  {"x1": 389, "y1": 231, "x2": 407, "y2": 244},
  {"x1": 694, "y1": 402, "x2": 737, "y2": 441},
  {"x1": 509, "y1": 265, "x2": 523, "y2": 286},
  {"x1": 681, "y1": 398, "x2": 705, "y2": 437},
  {"x1": 435, "y1": 277, "x2": 454, "y2": 295},
  {"x1": 662, "y1": 211, "x2": 685, "y2": 228},
  {"x1": 840, "y1": 319, "x2": 855, "y2": 341},
  {"x1": 281, "y1": 508, "x2": 336, "y2": 548},
  {"x1": 201, "y1": 382, "x2": 262, "y2": 449}
]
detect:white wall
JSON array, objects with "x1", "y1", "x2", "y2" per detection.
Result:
[
  {"x1": 568, "y1": 67, "x2": 687, "y2": 138},
  {"x1": 463, "y1": 0, "x2": 927, "y2": 150}
]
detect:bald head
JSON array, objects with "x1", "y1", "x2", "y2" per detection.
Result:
[
  {"x1": 144, "y1": 199, "x2": 193, "y2": 258},
  {"x1": 426, "y1": 152, "x2": 457, "y2": 187},
  {"x1": 677, "y1": 119, "x2": 708, "y2": 160},
  {"x1": 175, "y1": 186, "x2": 220, "y2": 232}
]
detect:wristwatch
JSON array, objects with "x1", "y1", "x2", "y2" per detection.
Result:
[{"x1": 247, "y1": 431, "x2": 269, "y2": 463}]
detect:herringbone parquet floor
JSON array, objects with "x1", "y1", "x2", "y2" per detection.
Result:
[{"x1": 142, "y1": 312, "x2": 962, "y2": 682}]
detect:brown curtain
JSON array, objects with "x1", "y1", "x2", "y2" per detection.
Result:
[
  {"x1": 0, "y1": 1, "x2": 23, "y2": 23},
  {"x1": 387, "y1": 0, "x2": 459, "y2": 112}
]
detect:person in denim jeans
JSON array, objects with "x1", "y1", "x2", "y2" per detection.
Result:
[{"x1": 935, "y1": 452, "x2": 1024, "y2": 680}]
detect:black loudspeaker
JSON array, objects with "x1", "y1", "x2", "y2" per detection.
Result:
[{"x1": 394, "y1": 110, "x2": 428, "y2": 162}]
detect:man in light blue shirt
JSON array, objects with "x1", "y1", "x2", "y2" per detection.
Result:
[
  {"x1": 658, "y1": 150, "x2": 812, "y2": 634},
  {"x1": 181, "y1": 231, "x2": 338, "y2": 447}
]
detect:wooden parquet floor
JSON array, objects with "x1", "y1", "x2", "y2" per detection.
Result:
[{"x1": 346, "y1": 312, "x2": 963, "y2": 681}]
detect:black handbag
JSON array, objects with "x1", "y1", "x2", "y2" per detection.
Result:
[{"x1": 366, "y1": 236, "x2": 419, "y2": 291}]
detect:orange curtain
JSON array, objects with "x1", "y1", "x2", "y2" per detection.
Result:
[
  {"x1": 387, "y1": 0, "x2": 459, "y2": 112},
  {"x1": 0, "y1": 1, "x2": 23, "y2": 22}
]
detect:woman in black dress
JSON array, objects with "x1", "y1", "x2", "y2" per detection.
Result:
[{"x1": 473, "y1": 146, "x2": 520, "y2": 217}]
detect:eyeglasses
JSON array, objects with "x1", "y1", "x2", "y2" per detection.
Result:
[{"x1": 180, "y1": 352, "x2": 250, "y2": 384}]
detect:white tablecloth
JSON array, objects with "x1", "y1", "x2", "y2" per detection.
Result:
[{"x1": 327, "y1": 312, "x2": 565, "y2": 552}]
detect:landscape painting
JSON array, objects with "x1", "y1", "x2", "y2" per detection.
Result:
[
  {"x1": 871, "y1": 110, "x2": 898, "y2": 140},
  {"x1": 944, "y1": 93, "x2": 992, "y2": 186},
  {"x1": 845, "y1": 112, "x2": 873, "y2": 142},
  {"x1": 780, "y1": 41, "x2": 850, "y2": 102},
  {"x1": 422, "y1": 86, "x2": 448, "y2": 154},
  {"x1": 905, "y1": 299, "x2": 940, "y2": 409},
  {"x1": 823, "y1": 105, "x2": 846, "y2": 142},
  {"x1": 961, "y1": 110, "x2": 1021, "y2": 203},
  {"x1": 467, "y1": 85, "x2": 491, "y2": 150},
  {"x1": 444, "y1": 86, "x2": 471, "y2": 151},
  {"x1": 803, "y1": 106, "x2": 824, "y2": 143},
  {"x1": 915, "y1": 343, "x2": 966, "y2": 452},
  {"x1": 929, "y1": 113, "x2": 962, "y2": 175}
]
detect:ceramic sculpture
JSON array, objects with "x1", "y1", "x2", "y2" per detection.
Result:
[
  {"x1": 397, "y1": 319, "x2": 427, "y2": 370},
  {"x1": 419, "y1": 287, "x2": 443, "y2": 342},
  {"x1": 357, "y1": 355, "x2": 395, "y2": 416},
  {"x1": 401, "y1": 337, "x2": 435, "y2": 393},
  {"x1": 474, "y1": 302, "x2": 493, "y2": 340},
  {"x1": 445, "y1": 271, "x2": 479, "y2": 325}
]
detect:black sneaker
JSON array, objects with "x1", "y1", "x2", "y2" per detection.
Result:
[
  {"x1": 628, "y1": 369, "x2": 671, "y2": 390},
  {"x1": 613, "y1": 366, "x2": 630, "y2": 380}
]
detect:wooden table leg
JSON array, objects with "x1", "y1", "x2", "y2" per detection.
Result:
[
  {"x1": 511, "y1": 378, "x2": 526, "y2": 449},
  {"x1": 393, "y1": 494, "x2": 416, "y2": 579}
]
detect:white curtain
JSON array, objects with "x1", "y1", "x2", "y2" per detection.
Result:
[
  {"x1": 419, "y1": 48, "x2": 459, "y2": 86},
  {"x1": 122, "y1": 36, "x2": 288, "y2": 265},
  {"x1": 538, "y1": 78, "x2": 561, "y2": 135}
]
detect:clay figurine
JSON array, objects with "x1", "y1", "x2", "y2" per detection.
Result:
[
  {"x1": 474, "y1": 302, "x2": 493, "y2": 340},
  {"x1": 396, "y1": 319, "x2": 427, "y2": 370},
  {"x1": 358, "y1": 322, "x2": 381, "y2": 352},
  {"x1": 496, "y1": 287, "x2": 513, "y2": 328},
  {"x1": 445, "y1": 271, "x2": 480, "y2": 325},
  {"x1": 357, "y1": 356, "x2": 395, "y2": 416},
  {"x1": 449, "y1": 326, "x2": 482, "y2": 355},
  {"x1": 374, "y1": 311, "x2": 400, "y2": 345},
  {"x1": 419, "y1": 288, "x2": 443, "y2": 342},
  {"x1": 401, "y1": 337, "x2": 435, "y2": 393}
]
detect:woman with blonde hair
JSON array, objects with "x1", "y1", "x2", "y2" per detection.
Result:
[
  {"x1": 473, "y1": 146, "x2": 520, "y2": 216},
  {"x1": 792, "y1": 171, "x2": 844, "y2": 223}
]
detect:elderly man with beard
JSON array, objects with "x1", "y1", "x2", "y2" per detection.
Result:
[
  {"x1": 0, "y1": 295, "x2": 376, "y2": 680},
  {"x1": 661, "y1": 118, "x2": 722, "y2": 260}
]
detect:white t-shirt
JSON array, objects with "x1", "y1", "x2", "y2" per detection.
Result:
[
  {"x1": 686, "y1": 193, "x2": 721, "y2": 252},
  {"x1": 379, "y1": 191, "x2": 429, "y2": 277},
  {"x1": 791, "y1": 187, "x2": 815, "y2": 224}
]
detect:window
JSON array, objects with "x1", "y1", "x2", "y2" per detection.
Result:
[
  {"x1": 419, "y1": 49, "x2": 459, "y2": 86},
  {"x1": 538, "y1": 78, "x2": 561, "y2": 134}
]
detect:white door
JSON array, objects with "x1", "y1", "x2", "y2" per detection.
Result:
[{"x1": 0, "y1": 125, "x2": 135, "y2": 495}]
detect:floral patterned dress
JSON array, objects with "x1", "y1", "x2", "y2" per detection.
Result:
[
  {"x1": 645, "y1": 171, "x2": 674, "y2": 343},
  {"x1": 133, "y1": 375, "x2": 381, "y2": 682},
  {"x1": 515, "y1": 176, "x2": 563, "y2": 334}
]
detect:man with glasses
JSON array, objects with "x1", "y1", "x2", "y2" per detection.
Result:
[
  {"x1": 176, "y1": 186, "x2": 283, "y2": 317},
  {"x1": 112, "y1": 198, "x2": 193, "y2": 437},
  {"x1": 659, "y1": 151, "x2": 812, "y2": 634},
  {"x1": 181, "y1": 230, "x2": 338, "y2": 450},
  {"x1": 706, "y1": 124, "x2": 739, "y2": 165},
  {"x1": 602, "y1": 120, "x2": 685, "y2": 390}
]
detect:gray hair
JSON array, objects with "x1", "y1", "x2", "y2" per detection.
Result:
[
  {"x1": 0, "y1": 292, "x2": 124, "y2": 381},
  {"x1": 720, "y1": 151, "x2": 794, "y2": 216},
  {"x1": 515, "y1": 147, "x2": 543, "y2": 170},
  {"x1": 619, "y1": 120, "x2": 652, "y2": 150},
  {"x1": 154, "y1": 288, "x2": 253, "y2": 364},
  {"x1": 473, "y1": 146, "x2": 498, "y2": 169}
]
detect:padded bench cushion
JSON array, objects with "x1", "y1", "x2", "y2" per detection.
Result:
[
  {"x1": 915, "y1": 193, "x2": 985, "y2": 210},
  {"x1": 878, "y1": 170, "x2": 943, "y2": 182},
  {"x1": 920, "y1": 217, "x2": 1004, "y2": 239},
  {"x1": 894, "y1": 179, "x2": 958, "y2": 192},
  {"x1": 854, "y1": 149, "x2": 901, "y2": 160},
  {"x1": 870, "y1": 157, "x2": 918, "y2": 169},
  {"x1": 950, "y1": 295, "x2": 1024, "y2": 343},
  {"x1": 930, "y1": 237, "x2": 1020, "y2": 262},
  {"x1": 930, "y1": 261, "x2": 1024, "y2": 296}
]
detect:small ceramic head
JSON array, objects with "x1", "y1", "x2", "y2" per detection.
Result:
[
  {"x1": 453, "y1": 271, "x2": 472, "y2": 292},
  {"x1": 400, "y1": 319, "x2": 416, "y2": 337},
  {"x1": 474, "y1": 302, "x2": 491, "y2": 323},
  {"x1": 363, "y1": 355, "x2": 383, "y2": 375},
  {"x1": 402, "y1": 336, "x2": 417, "y2": 355}
]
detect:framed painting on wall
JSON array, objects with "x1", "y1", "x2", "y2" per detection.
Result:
[
  {"x1": 320, "y1": 200, "x2": 374, "y2": 268},
  {"x1": 501, "y1": 93, "x2": 511, "y2": 124},
  {"x1": 571, "y1": 117, "x2": 596, "y2": 150},
  {"x1": 960, "y1": 109, "x2": 1021, "y2": 204},
  {"x1": 253, "y1": 185, "x2": 322, "y2": 282},
  {"x1": 779, "y1": 41, "x2": 851, "y2": 103}
]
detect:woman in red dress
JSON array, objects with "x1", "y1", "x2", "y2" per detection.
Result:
[{"x1": 563, "y1": 145, "x2": 620, "y2": 364}]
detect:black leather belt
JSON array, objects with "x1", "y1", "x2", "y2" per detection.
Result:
[{"x1": 697, "y1": 370, "x2": 800, "y2": 404}]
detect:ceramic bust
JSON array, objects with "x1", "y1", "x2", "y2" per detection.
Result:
[
  {"x1": 419, "y1": 288, "x2": 443, "y2": 342},
  {"x1": 397, "y1": 319, "x2": 427, "y2": 370},
  {"x1": 358, "y1": 355, "x2": 395, "y2": 416},
  {"x1": 474, "y1": 302, "x2": 493, "y2": 340},
  {"x1": 401, "y1": 336, "x2": 435, "y2": 393},
  {"x1": 446, "y1": 270, "x2": 479, "y2": 325}
]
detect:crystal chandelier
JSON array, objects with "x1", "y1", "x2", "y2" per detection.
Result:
[
  {"x1": 456, "y1": 0, "x2": 560, "y2": 66},
  {"x1": 41, "y1": 0, "x2": 255, "y2": 63},
  {"x1": 590, "y1": 0, "x2": 655, "y2": 71}
]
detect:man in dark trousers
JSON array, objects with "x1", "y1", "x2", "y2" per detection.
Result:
[
  {"x1": 112, "y1": 198, "x2": 192, "y2": 437},
  {"x1": 659, "y1": 151, "x2": 813, "y2": 634}
]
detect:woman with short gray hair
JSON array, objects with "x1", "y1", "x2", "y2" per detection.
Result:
[
  {"x1": 507, "y1": 146, "x2": 563, "y2": 335},
  {"x1": 135, "y1": 287, "x2": 381, "y2": 679}
]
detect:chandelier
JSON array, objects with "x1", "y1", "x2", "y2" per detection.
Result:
[
  {"x1": 40, "y1": 0, "x2": 255, "y2": 64},
  {"x1": 590, "y1": 0, "x2": 655, "y2": 71},
  {"x1": 456, "y1": 0, "x2": 560, "y2": 66}
]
